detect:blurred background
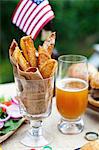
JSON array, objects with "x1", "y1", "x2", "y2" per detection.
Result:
[{"x1": 0, "y1": 0, "x2": 99, "y2": 83}]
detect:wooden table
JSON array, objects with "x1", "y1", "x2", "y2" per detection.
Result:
[{"x1": 0, "y1": 83, "x2": 99, "y2": 150}]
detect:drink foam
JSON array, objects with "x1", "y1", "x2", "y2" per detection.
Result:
[{"x1": 56, "y1": 78, "x2": 88, "y2": 92}]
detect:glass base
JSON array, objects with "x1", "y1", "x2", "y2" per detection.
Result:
[
  {"x1": 20, "y1": 130, "x2": 53, "y2": 148},
  {"x1": 58, "y1": 117, "x2": 84, "y2": 135}
]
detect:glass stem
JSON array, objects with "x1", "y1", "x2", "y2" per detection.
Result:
[{"x1": 30, "y1": 120, "x2": 43, "y2": 137}]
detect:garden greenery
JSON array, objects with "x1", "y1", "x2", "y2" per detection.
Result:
[{"x1": 0, "y1": 0, "x2": 99, "y2": 83}]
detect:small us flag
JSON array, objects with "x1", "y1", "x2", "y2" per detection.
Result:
[{"x1": 12, "y1": 0, "x2": 54, "y2": 40}]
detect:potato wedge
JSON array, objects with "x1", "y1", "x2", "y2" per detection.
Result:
[
  {"x1": 9, "y1": 39, "x2": 18, "y2": 67},
  {"x1": 38, "y1": 51, "x2": 51, "y2": 67},
  {"x1": 12, "y1": 46, "x2": 29, "y2": 71},
  {"x1": 38, "y1": 45, "x2": 45, "y2": 53},
  {"x1": 43, "y1": 32, "x2": 56, "y2": 55},
  {"x1": 20, "y1": 36, "x2": 37, "y2": 67},
  {"x1": 20, "y1": 36, "x2": 30, "y2": 62},
  {"x1": 40, "y1": 59, "x2": 57, "y2": 78},
  {"x1": 9, "y1": 39, "x2": 18, "y2": 56}
]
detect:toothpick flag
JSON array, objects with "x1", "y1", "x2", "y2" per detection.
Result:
[{"x1": 12, "y1": 0, "x2": 54, "y2": 40}]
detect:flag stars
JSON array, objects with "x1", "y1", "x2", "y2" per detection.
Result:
[{"x1": 33, "y1": 0, "x2": 44, "y2": 5}]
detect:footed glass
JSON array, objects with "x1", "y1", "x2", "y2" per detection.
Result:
[
  {"x1": 56, "y1": 55, "x2": 88, "y2": 134},
  {"x1": 14, "y1": 76, "x2": 54, "y2": 148}
]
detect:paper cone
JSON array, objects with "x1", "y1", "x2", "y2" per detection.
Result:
[
  {"x1": 15, "y1": 71, "x2": 53, "y2": 115},
  {"x1": 19, "y1": 88, "x2": 53, "y2": 115},
  {"x1": 17, "y1": 65, "x2": 43, "y2": 80},
  {"x1": 9, "y1": 39, "x2": 18, "y2": 66}
]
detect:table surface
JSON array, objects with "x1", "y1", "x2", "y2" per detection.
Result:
[{"x1": 0, "y1": 83, "x2": 99, "y2": 150}]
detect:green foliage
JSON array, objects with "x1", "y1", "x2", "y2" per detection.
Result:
[
  {"x1": 50, "y1": 0, "x2": 99, "y2": 54},
  {"x1": 0, "y1": 59, "x2": 14, "y2": 83},
  {"x1": 0, "y1": 0, "x2": 99, "y2": 83},
  {"x1": 0, "y1": 118, "x2": 24, "y2": 135}
]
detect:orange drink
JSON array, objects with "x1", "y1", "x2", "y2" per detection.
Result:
[
  {"x1": 56, "y1": 55, "x2": 88, "y2": 134},
  {"x1": 56, "y1": 78, "x2": 88, "y2": 119}
]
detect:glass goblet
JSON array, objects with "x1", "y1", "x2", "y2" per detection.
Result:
[
  {"x1": 14, "y1": 76, "x2": 54, "y2": 148},
  {"x1": 56, "y1": 55, "x2": 88, "y2": 134}
]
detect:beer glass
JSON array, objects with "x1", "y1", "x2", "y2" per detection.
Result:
[
  {"x1": 14, "y1": 76, "x2": 54, "y2": 148},
  {"x1": 56, "y1": 55, "x2": 88, "y2": 134}
]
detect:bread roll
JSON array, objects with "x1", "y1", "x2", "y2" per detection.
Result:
[{"x1": 81, "y1": 140, "x2": 99, "y2": 150}]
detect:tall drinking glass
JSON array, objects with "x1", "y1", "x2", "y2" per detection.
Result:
[
  {"x1": 56, "y1": 55, "x2": 88, "y2": 134},
  {"x1": 14, "y1": 76, "x2": 54, "y2": 148}
]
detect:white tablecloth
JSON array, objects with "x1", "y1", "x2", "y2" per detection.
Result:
[{"x1": 0, "y1": 83, "x2": 99, "y2": 150}]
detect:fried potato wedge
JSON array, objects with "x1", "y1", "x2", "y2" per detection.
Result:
[
  {"x1": 20, "y1": 36, "x2": 37, "y2": 67},
  {"x1": 38, "y1": 51, "x2": 51, "y2": 67},
  {"x1": 38, "y1": 45, "x2": 46, "y2": 53},
  {"x1": 40, "y1": 59, "x2": 57, "y2": 78},
  {"x1": 9, "y1": 39, "x2": 18, "y2": 57},
  {"x1": 43, "y1": 32, "x2": 56, "y2": 55},
  {"x1": 24, "y1": 39, "x2": 37, "y2": 67},
  {"x1": 9, "y1": 39, "x2": 19, "y2": 75},
  {"x1": 12, "y1": 46, "x2": 29, "y2": 71},
  {"x1": 20, "y1": 36, "x2": 30, "y2": 62},
  {"x1": 9, "y1": 39, "x2": 18, "y2": 66}
]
